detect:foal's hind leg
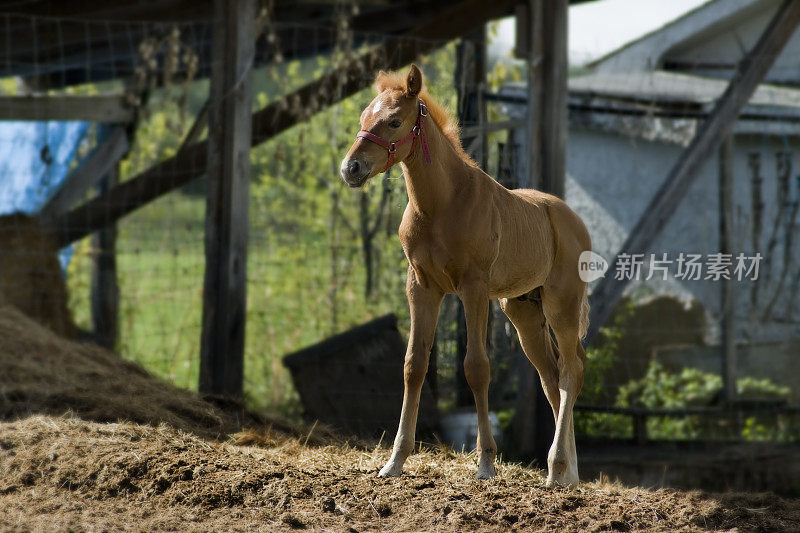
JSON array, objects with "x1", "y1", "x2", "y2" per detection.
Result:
[
  {"x1": 499, "y1": 293, "x2": 560, "y2": 422},
  {"x1": 541, "y1": 287, "x2": 586, "y2": 488}
]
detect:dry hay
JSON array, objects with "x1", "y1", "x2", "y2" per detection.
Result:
[
  {"x1": 0, "y1": 303, "x2": 338, "y2": 444},
  {"x1": 0, "y1": 213, "x2": 77, "y2": 338},
  {"x1": 0, "y1": 268, "x2": 798, "y2": 531},
  {"x1": 2, "y1": 415, "x2": 799, "y2": 532}
]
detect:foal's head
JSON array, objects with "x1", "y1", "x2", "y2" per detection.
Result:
[{"x1": 340, "y1": 64, "x2": 424, "y2": 187}]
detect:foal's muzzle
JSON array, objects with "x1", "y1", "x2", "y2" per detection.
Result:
[{"x1": 340, "y1": 157, "x2": 370, "y2": 187}]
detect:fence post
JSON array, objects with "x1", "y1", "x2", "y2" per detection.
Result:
[
  {"x1": 90, "y1": 163, "x2": 120, "y2": 349},
  {"x1": 199, "y1": 0, "x2": 255, "y2": 397},
  {"x1": 719, "y1": 134, "x2": 737, "y2": 403},
  {"x1": 632, "y1": 412, "x2": 648, "y2": 446}
]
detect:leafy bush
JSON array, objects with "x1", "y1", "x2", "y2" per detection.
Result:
[{"x1": 616, "y1": 361, "x2": 797, "y2": 441}]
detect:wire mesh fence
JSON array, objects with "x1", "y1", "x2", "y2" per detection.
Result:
[{"x1": 0, "y1": 6, "x2": 798, "y2": 464}]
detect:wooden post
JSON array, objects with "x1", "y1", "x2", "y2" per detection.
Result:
[
  {"x1": 514, "y1": 0, "x2": 542, "y2": 441},
  {"x1": 456, "y1": 27, "x2": 488, "y2": 166},
  {"x1": 454, "y1": 27, "x2": 488, "y2": 407},
  {"x1": 633, "y1": 412, "x2": 648, "y2": 445},
  {"x1": 540, "y1": 0, "x2": 567, "y2": 198},
  {"x1": 522, "y1": 0, "x2": 543, "y2": 190},
  {"x1": 199, "y1": 0, "x2": 255, "y2": 397},
  {"x1": 719, "y1": 134, "x2": 736, "y2": 402},
  {"x1": 585, "y1": 0, "x2": 800, "y2": 344},
  {"x1": 521, "y1": 0, "x2": 566, "y2": 195},
  {"x1": 90, "y1": 164, "x2": 120, "y2": 350},
  {"x1": 512, "y1": 0, "x2": 566, "y2": 464},
  {"x1": 512, "y1": 354, "x2": 538, "y2": 458}
]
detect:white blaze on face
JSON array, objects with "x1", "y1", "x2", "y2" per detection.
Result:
[{"x1": 371, "y1": 99, "x2": 383, "y2": 115}]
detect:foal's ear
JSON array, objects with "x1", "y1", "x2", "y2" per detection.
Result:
[
  {"x1": 406, "y1": 64, "x2": 422, "y2": 97},
  {"x1": 374, "y1": 70, "x2": 390, "y2": 92}
]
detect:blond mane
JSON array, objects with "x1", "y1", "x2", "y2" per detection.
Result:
[{"x1": 375, "y1": 70, "x2": 478, "y2": 168}]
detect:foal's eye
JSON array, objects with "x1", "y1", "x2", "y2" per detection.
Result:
[{"x1": 389, "y1": 119, "x2": 402, "y2": 128}]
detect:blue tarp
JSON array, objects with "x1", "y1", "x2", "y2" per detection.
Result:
[
  {"x1": 0, "y1": 120, "x2": 89, "y2": 214},
  {"x1": 0, "y1": 120, "x2": 90, "y2": 267}
]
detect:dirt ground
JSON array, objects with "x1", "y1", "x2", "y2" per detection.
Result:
[
  {"x1": 1, "y1": 304, "x2": 799, "y2": 532},
  {"x1": 2, "y1": 416, "x2": 799, "y2": 532}
]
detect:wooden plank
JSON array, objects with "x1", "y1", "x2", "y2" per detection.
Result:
[
  {"x1": 198, "y1": 0, "x2": 255, "y2": 398},
  {"x1": 584, "y1": 0, "x2": 800, "y2": 345},
  {"x1": 90, "y1": 165, "x2": 120, "y2": 350},
  {"x1": 51, "y1": 0, "x2": 518, "y2": 248},
  {"x1": 39, "y1": 127, "x2": 129, "y2": 220},
  {"x1": 719, "y1": 135, "x2": 736, "y2": 402},
  {"x1": 0, "y1": 95, "x2": 133, "y2": 123}
]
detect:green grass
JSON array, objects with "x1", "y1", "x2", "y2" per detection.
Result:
[{"x1": 67, "y1": 190, "x2": 407, "y2": 416}]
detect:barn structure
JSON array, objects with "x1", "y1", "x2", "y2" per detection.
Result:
[
  {"x1": 0, "y1": 0, "x2": 534, "y2": 394},
  {"x1": 495, "y1": 0, "x2": 800, "y2": 395},
  {"x1": 1, "y1": 0, "x2": 800, "y2": 491},
  {"x1": 0, "y1": 0, "x2": 576, "y2": 452}
]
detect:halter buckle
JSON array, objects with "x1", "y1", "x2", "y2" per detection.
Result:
[
  {"x1": 412, "y1": 125, "x2": 420, "y2": 136},
  {"x1": 388, "y1": 142, "x2": 396, "y2": 153},
  {"x1": 419, "y1": 102, "x2": 428, "y2": 117}
]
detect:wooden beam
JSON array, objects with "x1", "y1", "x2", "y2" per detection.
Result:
[
  {"x1": 178, "y1": 100, "x2": 209, "y2": 154},
  {"x1": 39, "y1": 127, "x2": 129, "y2": 220},
  {"x1": 0, "y1": 95, "x2": 133, "y2": 123},
  {"x1": 52, "y1": 0, "x2": 517, "y2": 248},
  {"x1": 198, "y1": 0, "x2": 255, "y2": 398},
  {"x1": 585, "y1": 0, "x2": 800, "y2": 345},
  {"x1": 719, "y1": 134, "x2": 736, "y2": 403}
]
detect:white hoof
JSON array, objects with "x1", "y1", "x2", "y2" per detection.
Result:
[
  {"x1": 378, "y1": 461, "x2": 403, "y2": 478},
  {"x1": 545, "y1": 460, "x2": 579, "y2": 488},
  {"x1": 475, "y1": 462, "x2": 497, "y2": 479}
]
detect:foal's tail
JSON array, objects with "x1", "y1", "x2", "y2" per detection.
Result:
[{"x1": 578, "y1": 286, "x2": 590, "y2": 341}]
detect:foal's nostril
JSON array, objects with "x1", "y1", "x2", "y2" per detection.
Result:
[{"x1": 347, "y1": 159, "x2": 361, "y2": 177}]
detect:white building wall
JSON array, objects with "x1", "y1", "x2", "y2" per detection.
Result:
[{"x1": 563, "y1": 127, "x2": 800, "y2": 343}]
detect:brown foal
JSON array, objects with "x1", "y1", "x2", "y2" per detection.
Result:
[{"x1": 340, "y1": 65, "x2": 591, "y2": 487}]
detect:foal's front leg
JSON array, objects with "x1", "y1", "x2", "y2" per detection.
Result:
[
  {"x1": 460, "y1": 279, "x2": 497, "y2": 479},
  {"x1": 379, "y1": 269, "x2": 442, "y2": 477}
]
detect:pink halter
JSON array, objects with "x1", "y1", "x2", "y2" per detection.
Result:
[{"x1": 356, "y1": 99, "x2": 432, "y2": 173}]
